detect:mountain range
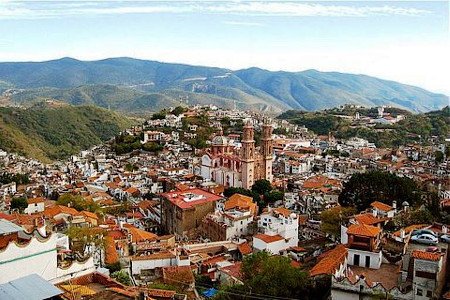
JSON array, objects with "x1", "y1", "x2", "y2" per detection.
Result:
[{"x1": 0, "y1": 57, "x2": 448, "y2": 113}]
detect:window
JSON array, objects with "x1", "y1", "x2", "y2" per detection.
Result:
[
  {"x1": 416, "y1": 289, "x2": 423, "y2": 296},
  {"x1": 240, "y1": 221, "x2": 243, "y2": 224},
  {"x1": 354, "y1": 254, "x2": 360, "y2": 266},
  {"x1": 415, "y1": 271, "x2": 436, "y2": 279},
  {"x1": 426, "y1": 290, "x2": 432, "y2": 298},
  {"x1": 365, "y1": 256, "x2": 370, "y2": 268}
]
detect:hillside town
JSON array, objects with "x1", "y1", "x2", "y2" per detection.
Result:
[{"x1": 0, "y1": 104, "x2": 449, "y2": 300}]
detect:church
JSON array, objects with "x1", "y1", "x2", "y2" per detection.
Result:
[{"x1": 200, "y1": 119, "x2": 274, "y2": 189}]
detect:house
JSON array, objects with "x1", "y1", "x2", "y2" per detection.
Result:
[
  {"x1": 370, "y1": 201, "x2": 396, "y2": 218},
  {"x1": 409, "y1": 249, "x2": 446, "y2": 299},
  {"x1": 161, "y1": 188, "x2": 223, "y2": 236},
  {"x1": 342, "y1": 223, "x2": 382, "y2": 269},
  {"x1": 310, "y1": 244, "x2": 348, "y2": 278},
  {"x1": 131, "y1": 250, "x2": 190, "y2": 275},
  {"x1": 253, "y1": 233, "x2": 286, "y2": 254},
  {"x1": 24, "y1": 197, "x2": 45, "y2": 214},
  {"x1": 200, "y1": 194, "x2": 257, "y2": 241},
  {"x1": 44, "y1": 205, "x2": 79, "y2": 224},
  {"x1": 217, "y1": 261, "x2": 243, "y2": 285},
  {"x1": 143, "y1": 131, "x2": 165, "y2": 143},
  {"x1": 71, "y1": 211, "x2": 99, "y2": 227},
  {"x1": 162, "y1": 265, "x2": 195, "y2": 291},
  {"x1": 253, "y1": 207, "x2": 299, "y2": 254}
]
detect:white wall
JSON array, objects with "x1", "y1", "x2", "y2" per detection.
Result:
[
  {"x1": 253, "y1": 238, "x2": 286, "y2": 255},
  {"x1": 131, "y1": 257, "x2": 175, "y2": 275},
  {"x1": 0, "y1": 235, "x2": 58, "y2": 283},
  {"x1": 52, "y1": 256, "x2": 96, "y2": 284},
  {"x1": 347, "y1": 248, "x2": 382, "y2": 269},
  {"x1": 25, "y1": 202, "x2": 45, "y2": 214}
]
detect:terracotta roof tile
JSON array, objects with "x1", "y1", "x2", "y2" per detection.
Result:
[
  {"x1": 123, "y1": 224, "x2": 158, "y2": 243},
  {"x1": 238, "y1": 242, "x2": 252, "y2": 255},
  {"x1": 371, "y1": 201, "x2": 394, "y2": 212},
  {"x1": 411, "y1": 250, "x2": 441, "y2": 262},
  {"x1": 225, "y1": 194, "x2": 257, "y2": 216},
  {"x1": 347, "y1": 223, "x2": 381, "y2": 238},
  {"x1": 273, "y1": 207, "x2": 292, "y2": 218},
  {"x1": 354, "y1": 213, "x2": 386, "y2": 225},
  {"x1": 310, "y1": 245, "x2": 348, "y2": 277},
  {"x1": 253, "y1": 233, "x2": 284, "y2": 243}
]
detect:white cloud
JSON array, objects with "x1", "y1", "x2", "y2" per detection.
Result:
[
  {"x1": 222, "y1": 21, "x2": 265, "y2": 26},
  {"x1": 0, "y1": 1, "x2": 432, "y2": 19}
]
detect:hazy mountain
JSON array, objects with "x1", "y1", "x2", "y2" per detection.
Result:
[
  {"x1": 0, "y1": 103, "x2": 133, "y2": 162},
  {"x1": 0, "y1": 57, "x2": 447, "y2": 113}
]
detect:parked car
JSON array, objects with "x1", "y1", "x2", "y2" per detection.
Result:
[
  {"x1": 411, "y1": 229, "x2": 437, "y2": 237},
  {"x1": 440, "y1": 234, "x2": 450, "y2": 243},
  {"x1": 410, "y1": 234, "x2": 438, "y2": 245}
]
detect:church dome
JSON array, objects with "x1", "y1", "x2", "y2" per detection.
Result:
[{"x1": 212, "y1": 135, "x2": 229, "y2": 145}]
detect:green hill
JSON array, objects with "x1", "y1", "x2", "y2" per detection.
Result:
[
  {"x1": 278, "y1": 106, "x2": 449, "y2": 147},
  {"x1": 0, "y1": 103, "x2": 133, "y2": 162},
  {"x1": 0, "y1": 57, "x2": 448, "y2": 113}
]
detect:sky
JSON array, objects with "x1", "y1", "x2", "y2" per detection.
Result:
[{"x1": 0, "y1": 0, "x2": 449, "y2": 95}]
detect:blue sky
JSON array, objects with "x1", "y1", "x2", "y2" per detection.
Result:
[{"x1": 0, "y1": 1, "x2": 448, "y2": 94}]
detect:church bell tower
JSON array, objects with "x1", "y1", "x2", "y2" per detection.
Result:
[
  {"x1": 241, "y1": 120, "x2": 255, "y2": 189},
  {"x1": 261, "y1": 118, "x2": 274, "y2": 182}
]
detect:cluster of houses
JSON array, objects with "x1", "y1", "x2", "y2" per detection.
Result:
[{"x1": 0, "y1": 104, "x2": 449, "y2": 299}]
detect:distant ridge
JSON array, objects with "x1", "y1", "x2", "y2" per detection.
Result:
[{"x1": 0, "y1": 57, "x2": 447, "y2": 113}]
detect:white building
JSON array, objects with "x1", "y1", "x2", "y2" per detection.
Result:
[
  {"x1": 0, "y1": 219, "x2": 95, "y2": 284},
  {"x1": 24, "y1": 197, "x2": 45, "y2": 214},
  {"x1": 253, "y1": 207, "x2": 299, "y2": 254},
  {"x1": 130, "y1": 251, "x2": 190, "y2": 275}
]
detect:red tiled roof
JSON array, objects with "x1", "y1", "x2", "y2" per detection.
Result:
[
  {"x1": 220, "y1": 262, "x2": 242, "y2": 280},
  {"x1": 347, "y1": 223, "x2": 381, "y2": 238},
  {"x1": 123, "y1": 224, "x2": 158, "y2": 243},
  {"x1": 161, "y1": 188, "x2": 222, "y2": 209},
  {"x1": 273, "y1": 207, "x2": 292, "y2": 218},
  {"x1": 371, "y1": 201, "x2": 394, "y2": 212},
  {"x1": 238, "y1": 242, "x2": 252, "y2": 255},
  {"x1": 411, "y1": 250, "x2": 441, "y2": 262},
  {"x1": 27, "y1": 197, "x2": 45, "y2": 204},
  {"x1": 44, "y1": 205, "x2": 78, "y2": 218},
  {"x1": 105, "y1": 236, "x2": 119, "y2": 264},
  {"x1": 225, "y1": 194, "x2": 257, "y2": 216},
  {"x1": 354, "y1": 213, "x2": 386, "y2": 226},
  {"x1": 254, "y1": 234, "x2": 284, "y2": 244},
  {"x1": 310, "y1": 245, "x2": 348, "y2": 277},
  {"x1": 146, "y1": 289, "x2": 176, "y2": 298},
  {"x1": 162, "y1": 265, "x2": 195, "y2": 285}
]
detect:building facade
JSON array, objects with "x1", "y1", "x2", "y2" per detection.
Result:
[{"x1": 200, "y1": 119, "x2": 274, "y2": 189}]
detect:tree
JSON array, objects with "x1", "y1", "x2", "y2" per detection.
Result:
[
  {"x1": 434, "y1": 151, "x2": 444, "y2": 164},
  {"x1": 57, "y1": 193, "x2": 100, "y2": 213},
  {"x1": 223, "y1": 187, "x2": 253, "y2": 198},
  {"x1": 10, "y1": 197, "x2": 28, "y2": 212},
  {"x1": 338, "y1": 171, "x2": 422, "y2": 212},
  {"x1": 214, "y1": 251, "x2": 311, "y2": 300},
  {"x1": 66, "y1": 227, "x2": 105, "y2": 254},
  {"x1": 106, "y1": 261, "x2": 122, "y2": 273},
  {"x1": 251, "y1": 179, "x2": 272, "y2": 195},
  {"x1": 391, "y1": 208, "x2": 435, "y2": 229},
  {"x1": 264, "y1": 190, "x2": 284, "y2": 203},
  {"x1": 171, "y1": 106, "x2": 187, "y2": 116},
  {"x1": 111, "y1": 270, "x2": 131, "y2": 285},
  {"x1": 320, "y1": 206, "x2": 356, "y2": 238},
  {"x1": 142, "y1": 142, "x2": 163, "y2": 153},
  {"x1": 151, "y1": 110, "x2": 167, "y2": 120}
]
